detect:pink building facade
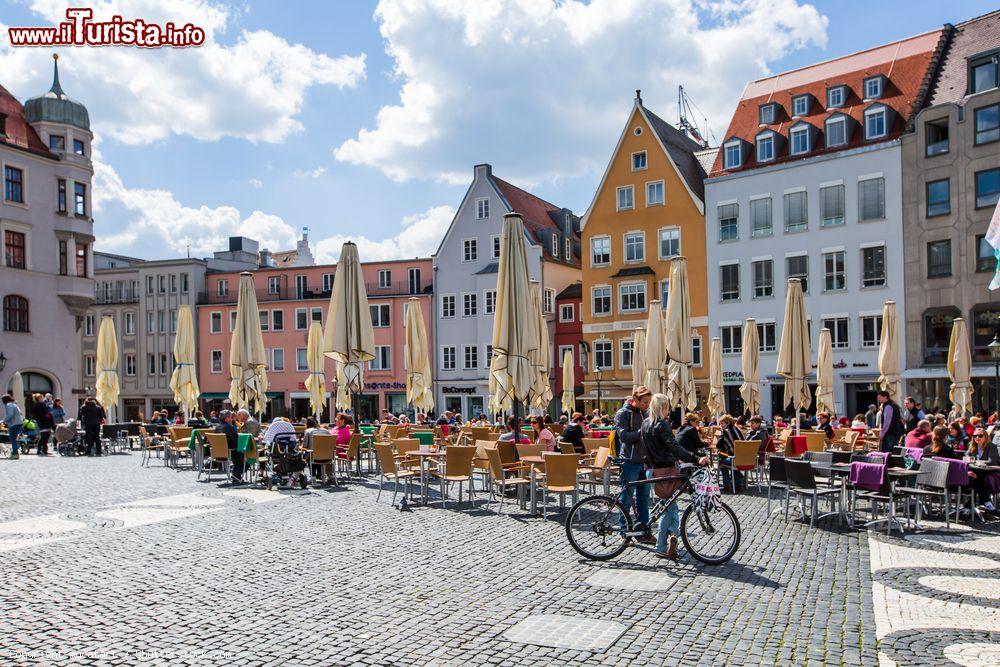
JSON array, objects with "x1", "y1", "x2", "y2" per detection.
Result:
[{"x1": 196, "y1": 258, "x2": 433, "y2": 421}]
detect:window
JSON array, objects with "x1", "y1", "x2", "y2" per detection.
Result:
[
  {"x1": 124, "y1": 312, "x2": 135, "y2": 336},
  {"x1": 124, "y1": 354, "x2": 136, "y2": 377},
  {"x1": 559, "y1": 345, "x2": 574, "y2": 369},
  {"x1": 295, "y1": 308, "x2": 307, "y2": 330},
  {"x1": 378, "y1": 270, "x2": 391, "y2": 288},
  {"x1": 861, "y1": 316, "x2": 883, "y2": 349},
  {"x1": 267, "y1": 276, "x2": 281, "y2": 295},
  {"x1": 485, "y1": 290, "x2": 497, "y2": 315},
  {"x1": 370, "y1": 346, "x2": 392, "y2": 371},
  {"x1": 296, "y1": 348, "x2": 308, "y2": 371},
  {"x1": 787, "y1": 254, "x2": 809, "y2": 293},
  {"x1": 864, "y1": 76, "x2": 883, "y2": 100},
  {"x1": 272, "y1": 349, "x2": 284, "y2": 372},
  {"x1": 559, "y1": 303, "x2": 574, "y2": 322},
  {"x1": 146, "y1": 312, "x2": 154, "y2": 334},
  {"x1": 158, "y1": 276, "x2": 166, "y2": 293},
  {"x1": 594, "y1": 340, "x2": 612, "y2": 370},
  {"x1": 147, "y1": 354, "x2": 155, "y2": 375},
  {"x1": 792, "y1": 94, "x2": 809, "y2": 116},
  {"x1": 74, "y1": 182, "x2": 86, "y2": 216},
  {"x1": 624, "y1": 232, "x2": 644, "y2": 262},
  {"x1": 49, "y1": 134, "x2": 65, "y2": 151},
  {"x1": 591, "y1": 237, "x2": 611, "y2": 266},
  {"x1": 864, "y1": 107, "x2": 886, "y2": 139},
  {"x1": 723, "y1": 140, "x2": 742, "y2": 169},
  {"x1": 294, "y1": 275, "x2": 307, "y2": 299},
  {"x1": 370, "y1": 304, "x2": 390, "y2": 327},
  {"x1": 925, "y1": 118, "x2": 949, "y2": 155},
  {"x1": 975, "y1": 168, "x2": 1000, "y2": 209},
  {"x1": 822, "y1": 317, "x2": 850, "y2": 349},
  {"x1": 616, "y1": 185, "x2": 634, "y2": 211},
  {"x1": 926, "y1": 179, "x2": 950, "y2": 217},
  {"x1": 784, "y1": 191, "x2": 808, "y2": 232},
  {"x1": 462, "y1": 292, "x2": 477, "y2": 317},
  {"x1": 827, "y1": 86, "x2": 845, "y2": 109},
  {"x1": 211, "y1": 350, "x2": 223, "y2": 373},
  {"x1": 923, "y1": 308, "x2": 959, "y2": 364},
  {"x1": 441, "y1": 294, "x2": 455, "y2": 318},
  {"x1": 75, "y1": 244, "x2": 87, "y2": 277},
  {"x1": 2, "y1": 295, "x2": 28, "y2": 331},
  {"x1": 969, "y1": 52, "x2": 999, "y2": 94},
  {"x1": 543, "y1": 288, "x2": 554, "y2": 314},
  {"x1": 73, "y1": 139, "x2": 85, "y2": 155},
  {"x1": 475, "y1": 197, "x2": 489, "y2": 220},
  {"x1": 565, "y1": 237, "x2": 572, "y2": 260},
  {"x1": 752, "y1": 259, "x2": 773, "y2": 298},
  {"x1": 632, "y1": 151, "x2": 647, "y2": 170},
  {"x1": 619, "y1": 283, "x2": 646, "y2": 313},
  {"x1": 756, "y1": 134, "x2": 774, "y2": 162},
  {"x1": 210, "y1": 312, "x2": 222, "y2": 333},
  {"x1": 551, "y1": 234, "x2": 559, "y2": 258},
  {"x1": 4, "y1": 230, "x2": 25, "y2": 269},
  {"x1": 57, "y1": 179, "x2": 67, "y2": 213},
  {"x1": 977, "y1": 235, "x2": 996, "y2": 273},
  {"x1": 720, "y1": 264, "x2": 740, "y2": 301},
  {"x1": 974, "y1": 104, "x2": 999, "y2": 145},
  {"x1": 759, "y1": 104, "x2": 775, "y2": 125},
  {"x1": 619, "y1": 338, "x2": 634, "y2": 369},
  {"x1": 167, "y1": 274, "x2": 176, "y2": 293},
  {"x1": 311, "y1": 307, "x2": 323, "y2": 323},
  {"x1": 157, "y1": 311, "x2": 165, "y2": 333},
  {"x1": 592, "y1": 286, "x2": 611, "y2": 316},
  {"x1": 757, "y1": 322, "x2": 777, "y2": 352},
  {"x1": 159, "y1": 354, "x2": 168, "y2": 376},
  {"x1": 658, "y1": 228, "x2": 680, "y2": 258},
  {"x1": 858, "y1": 177, "x2": 885, "y2": 221},
  {"x1": 862, "y1": 245, "x2": 887, "y2": 287},
  {"x1": 442, "y1": 346, "x2": 456, "y2": 371},
  {"x1": 145, "y1": 275, "x2": 154, "y2": 295},
  {"x1": 927, "y1": 240, "x2": 952, "y2": 278},
  {"x1": 180, "y1": 273, "x2": 189, "y2": 293},
  {"x1": 259, "y1": 310, "x2": 269, "y2": 332},
  {"x1": 84, "y1": 356, "x2": 95, "y2": 377},
  {"x1": 749, "y1": 197, "x2": 772, "y2": 238},
  {"x1": 825, "y1": 116, "x2": 846, "y2": 148},
  {"x1": 691, "y1": 336, "x2": 702, "y2": 366},
  {"x1": 790, "y1": 126, "x2": 809, "y2": 154},
  {"x1": 230, "y1": 311, "x2": 238, "y2": 331},
  {"x1": 321, "y1": 273, "x2": 334, "y2": 293},
  {"x1": 271, "y1": 310, "x2": 284, "y2": 332},
  {"x1": 646, "y1": 180, "x2": 664, "y2": 206},
  {"x1": 4, "y1": 166, "x2": 23, "y2": 203},
  {"x1": 462, "y1": 345, "x2": 478, "y2": 370},
  {"x1": 462, "y1": 239, "x2": 477, "y2": 262},
  {"x1": 217, "y1": 279, "x2": 229, "y2": 297},
  {"x1": 718, "y1": 203, "x2": 738, "y2": 241},
  {"x1": 492, "y1": 235, "x2": 501, "y2": 259},
  {"x1": 820, "y1": 184, "x2": 845, "y2": 227},
  {"x1": 721, "y1": 325, "x2": 742, "y2": 354},
  {"x1": 823, "y1": 251, "x2": 846, "y2": 291},
  {"x1": 84, "y1": 314, "x2": 95, "y2": 336},
  {"x1": 659, "y1": 279, "x2": 669, "y2": 305}
]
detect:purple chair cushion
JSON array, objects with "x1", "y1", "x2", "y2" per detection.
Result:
[
  {"x1": 904, "y1": 447, "x2": 924, "y2": 462},
  {"x1": 868, "y1": 451, "x2": 889, "y2": 461},
  {"x1": 931, "y1": 456, "x2": 969, "y2": 486},
  {"x1": 850, "y1": 462, "x2": 885, "y2": 491}
]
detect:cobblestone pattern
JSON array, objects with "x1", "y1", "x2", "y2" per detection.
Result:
[{"x1": 1, "y1": 454, "x2": 880, "y2": 666}]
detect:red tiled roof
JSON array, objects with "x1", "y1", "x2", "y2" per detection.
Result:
[
  {"x1": 491, "y1": 176, "x2": 580, "y2": 266},
  {"x1": 710, "y1": 28, "x2": 946, "y2": 176},
  {"x1": 0, "y1": 85, "x2": 54, "y2": 158}
]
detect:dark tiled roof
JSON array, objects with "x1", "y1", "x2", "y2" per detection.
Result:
[
  {"x1": 925, "y1": 11, "x2": 1000, "y2": 107},
  {"x1": 611, "y1": 266, "x2": 655, "y2": 278},
  {"x1": 492, "y1": 176, "x2": 580, "y2": 266},
  {"x1": 710, "y1": 29, "x2": 945, "y2": 176},
  {"x1": 642, "y1": 105, "x2": 708, "y2": 201},
  {"x1": 557, "y1": 282, "x2": 582, "y2": 299},
  {"x1": 475, "y1": 262, "x2": 499, "y2": 275},
  {"x1": 0, "y1": 85, "x2": 55, "y2": 158}
]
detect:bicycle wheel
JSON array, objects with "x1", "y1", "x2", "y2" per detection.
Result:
[
  {"x1": 565, "y1": 495, "x2": 632, "y2": 561},
  {"x1": 680, "y1": 500, "x2": 741, "y2": 565}
]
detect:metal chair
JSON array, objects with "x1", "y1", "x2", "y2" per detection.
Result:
[
  {"x1": 310, "y1": 434, "x2": 337, "y2": 485},
  {"x1": 202, "y1": 433, "x2": 231, "y2": 482},
  {"x1": 374, "y1": 443, "x2": 415, "y2": 505},
  {"x1": 535, "y1": 453, "x2": 579, "y2": 519},
  {"x1": 784, "y1": 459, "x2": 841, "y2": 527},
  {"x1": 897, "y1": 458, "x2": 951, "y2": 529},
  {"x1": 767, "y1": 455, "x2": 787, "y2": 515},
  {"x1": 485, "y1": 447, "x2": 531, "y2": 515},
  {"x1": 429, "y1": 445, "x2": 477, "y2": 508}
]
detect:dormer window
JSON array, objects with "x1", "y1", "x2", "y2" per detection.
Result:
[
  {"x1": 759, "y1": 104, "x2": 776, "y2": 125},
  {"x1": 49, "y1": 135, "x2": 65, "y2": 151},
  {"x1": 632, "y1": 151, "x2": 647, "y2": 171},
  {"x1": 863, "y1": 75, "x2": 884, "y2": 100},
  {"x1": 864, "y1": 105, "x2": 887, "y2": 139},
  {"x1": 723, "y1": 140, "x2": 742, "y2": 169},
  {"x1": 792, "y1": 94, "x2": 810, "y2": 117},
  {"x1": 826, "y1": 85, "x2": 846, "y2": 109},
  {"x1": 825, "y1": 115, "x2": 847, "y2": 148},
  {"x1": 756, "y1": 132, "x2": 775, "y2": 162},
  {"x1": 789, "y1": 125, "x2": 810, "y2": 155},
  {"x1": 969, "y1": 51, "x2": 999, "y2": 94}
]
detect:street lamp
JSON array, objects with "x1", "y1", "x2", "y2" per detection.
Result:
[
  {"x1": 594, "y1": 364, "x2": 603, "y2": 416},
  {"x1": 989, "y1": 334, "x2": 1000, "y2": 415}
]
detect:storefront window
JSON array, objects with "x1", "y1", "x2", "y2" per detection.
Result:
[
  {"x1": 386, "y1": 392, "x2": 407, "y2": 417},
  {"x1": 444, "y1": 395, "x2": 463, "y2": 415},
  {"x1": 923, "y1": 307, "x2": 961, "y2": 365},
  {"x1": 467, "y1": 396, "x2": 485, "y2": 419},
  {"x1": 971, "y1": 304, "x2": 1000, "y2": 362}
]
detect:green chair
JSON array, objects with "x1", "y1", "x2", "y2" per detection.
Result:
[{"x1": 412, "y1": 431, "x2": 435, "y2": 446}]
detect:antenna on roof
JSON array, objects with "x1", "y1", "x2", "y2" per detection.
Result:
[{"x1": 677, "y1": 85, "x2": 714, "y2": 149}]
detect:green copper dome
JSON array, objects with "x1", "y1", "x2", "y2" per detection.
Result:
[{"x1": 24, "y1": 55, "x2": 90, "y2": 132}]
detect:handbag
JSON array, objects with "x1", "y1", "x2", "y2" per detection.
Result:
[{"x1": 652, "y1": 465, "x2": 682, "y2": 499}]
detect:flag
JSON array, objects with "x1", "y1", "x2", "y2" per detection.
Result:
[{"x1": 986, "y1": 198, "x2": 1000, "y2": 290}]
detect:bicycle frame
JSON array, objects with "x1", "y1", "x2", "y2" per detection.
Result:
[{"x1": 614, "y1": 472, "x2": 692, "y2": 537}]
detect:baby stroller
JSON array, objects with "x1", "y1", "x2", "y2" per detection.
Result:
[
  {"x1": 262, "y1": 433, "x2": 309, "y2": 490},
  {"x1": 55, "y1": 420, "x2": 86, "y2": 456}
]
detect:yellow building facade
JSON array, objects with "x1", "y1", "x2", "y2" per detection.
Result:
[{"x1": 580, "y1": 93, "x2": 713, "y2": 411}]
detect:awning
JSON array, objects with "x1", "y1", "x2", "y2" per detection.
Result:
[
  {"x1": 199, "y1": 391, "x2": 285, "y2": 399},
  {"x1": 903, "y1": 365, "x2": 999, "y2": 379},
  {"x1": 577, "y1": 391, "x2": 629, "y2": 401}
]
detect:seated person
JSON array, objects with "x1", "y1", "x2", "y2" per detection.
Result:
[
  {"x1": 331, "y1": 413, "x2": 353, "y2": 456},
  {"x1": 815, "y1": 412, "x2": 835, "y2": 440},
  {"x1": 187, "y1": 410, "x2": 209, "y2": 429},
  {"x1": 745, "y1": 415, "x2": 769, "y2": 459},
  {"x1": 904, "y1": 420, "x2": 933, "y2": 450},
  {"x1": 529, "y1": 416, "x2": 557, "y2": 452},
  {"x1": 561, "y1": 413, "x2": 588, "y2": 454},
  {"x1": 676, "y1": 412, "x2": 703, "y2": 456},
  {"x1": 715, "y1": 414, "x2": 744, "y2": 490},
  {"x1": 851, "y1": 414, "x2": 867, "y2": 429},
  {"x1": 498, "y1": 416, "x2": 530, "y2": 444},
  {"x1": 262, "y1": 417, "x2": 297, "y2": 446},
  {"x1": 924, "y1": 425, "x2": 957, "y2": 460}
]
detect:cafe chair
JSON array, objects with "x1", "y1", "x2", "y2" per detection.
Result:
[
  {"x1": 582, "y1": 438, "x2": 607, "y2": 456},
  {"x1": 335, "y1": 434, "x2": 363, "y2": 481},
  {"x1": 374, "y1": 443, "x2": 415, "y2": 505},
  {"x1": 536, "y1": 453, "x2": 579, "y2": 519},
  {"x1": 558, "y1": 440, "x2": 577, "y2": 455},
  {"x1": 310, "y1": 434, "x2": 338, "y2": 485},
  {"x1": 429, "y1": 445, "x2": 477, "y2": 508},
  {"x1": 732, "y1": 440, "x2": 761, "y2": 492},
  {"x1": 485, "y1": 447, "x2": 531, "y2": 515},
  {"x1": 515, "y1": 443, "x2": 544, "y2": 459},
  {"x1": 783, "y1": 459, "x2": 841, "y2": 528},
  {"x1": 767, "y1": 455, "x2": 788, "y2": 515},
  {"x1": 202, "y1": 433, "x2": 231, "y2": 483},
  {"x1": 804, "y1": 432, "x2": 827, "y2": 453},
  {"x1": 897, "y1": 458, "x2": 952, "y2": 529}
]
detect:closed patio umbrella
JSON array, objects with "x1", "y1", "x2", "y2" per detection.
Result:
[
  {"x1": 333, "y1": 361, "x2": 352, "y2": 412},
  {"x1": 877, "y1": 300, "x2": 901, "y2": 402},
  {"x1": 95, "y1": 315, "x2": 120, "y2": 420},
  {"x1": 323, "y1": 241, "x2": 375, "y2": 427},
  {"x1": 665, "y1": 257, "x2": 697, "y2": 411},
  {"x1": 170, "y1": 305, "x2": 200, "y2": 417},
  {"x1": 529, "y1": 284, "x2": 553, "y2": 411},
  {"x1": 10, "y1": 371, "x2": 24, "y2": 415},
  {"x1": 561, "y1": 348, "x2": 575, "y2": 415},
  {"x1": 776, "y1": 278, "x2": 811, "y2": 434},
  {"x1": 740, "y1": 318, "x2": 760, "y2": 417},
  {"x1": 644, "y1": 300, "x2": 665, "y2": 393},
  {"x1": 815, "y1": 328, "x2": 835, "y2": 415},
  {"x1": 631, "y1": 329, "x2": 647, "y2": 394},
  {"x1": 229, "y1": 272, "x2": 268, "y2": 416},
  {"x1": 948, "y1": 317, "x2": 973, "y2": 417},
  {"x1": 489, "y1": 213, "x2": 539, "y2": 422},
  {"x1": 707, "y1": 337, "x2": 725, "y2": 419},
  {"x1": 404, "y1": 297, "x2": 434, "y2": 415},
  {"x1": 304, "y1": 322, "x2": 327, "y2": 419}
]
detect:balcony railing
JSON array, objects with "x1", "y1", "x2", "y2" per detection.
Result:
[
  {"x1": 94, "y1": 289, "x2": 140, "y2": 304},
  {"x1": 201, "y1": 280, "x2": 430, "y2": 304}
]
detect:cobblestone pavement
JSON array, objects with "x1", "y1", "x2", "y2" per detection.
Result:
[{"x1": 0, "y1": 453, "x2": 990, "y2": 666}]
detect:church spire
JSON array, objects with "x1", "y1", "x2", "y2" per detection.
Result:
[{"x1": 49, "y1": 53, "x2": 65, "y2": 97}]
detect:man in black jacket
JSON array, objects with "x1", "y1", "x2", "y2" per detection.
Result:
[
  {"x1": 215, "y1": 410, "x2": 243, "y2": 484},
  {"x1": 560, "y1": 413, "x2": 587, "y2": 454},
  {"x1": 78, "y1": 397, "x2": 106, "y2": 456},
  {"x1": 878, "y1": 391, "x2": 905, "y2": 453},
  {"x1": 676, "y1": 412, "x2": 704, "y2": 455},
  {"x1": 614, "y1": 386, "x2": 653, "y2": 544}
]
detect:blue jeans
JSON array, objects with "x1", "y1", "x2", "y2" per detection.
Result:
[
  {"x1": 618, "y1": 461, "x2": 649, "y2": 528},
  {"x1": 719, "y1": 459, "x2": 744, "y2": 488},
  {"x1": 7, "y1": 423, "x2": 21, "y2": 455}
]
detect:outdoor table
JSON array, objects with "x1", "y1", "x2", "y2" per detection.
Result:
[
  {"x1": 886, "y1": 467, "x2": 922, "y2": 533},
  {"x1": 808, "y1": 461, "x2": 852, "y2": 526},
  {"x1": 520, "y1": 456, "x2": 546, "y2": 515},
  {"x1": 188, "y1": 429, "x2": 206, "y2": 470},
  {"x1": 407, "y1": 450, "x2": 446, "y2": 505}
]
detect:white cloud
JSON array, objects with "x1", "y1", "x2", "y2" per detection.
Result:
[
  {"x1": 292, "y1": 167, "x2": 327, "y2": 179},
  {"x1": 315, "y1": 205, "x2": 455, "y2": 263},
  {"x1": 0, "y1": 0, "x2": 365, "y2": 144},
  {"x1": 248, "y1": 178, "x2": 263, "y2": 189},
  {"x1": 335, "y1": 0, "x2": 827, "y2": 183}
]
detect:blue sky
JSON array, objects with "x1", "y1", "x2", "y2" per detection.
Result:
[{"x1": 1, "y1": 0, "x2": 995, "y2": 262}]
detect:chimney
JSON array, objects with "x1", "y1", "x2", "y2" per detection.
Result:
[
  {"x1": 258, "y1": 248, "x2": 271, "y2": 268},
  {"x1": 635, "y1": 89, "x2": 642, "y2": 105}
]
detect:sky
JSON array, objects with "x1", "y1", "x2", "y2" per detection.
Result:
[{"x1": 0, "y1": 0, "x2": 995, "y2": 263}]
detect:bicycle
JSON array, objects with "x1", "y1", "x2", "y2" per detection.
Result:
[{"x1": 565, "y1": 459, "x2": 741, "y2": 565}]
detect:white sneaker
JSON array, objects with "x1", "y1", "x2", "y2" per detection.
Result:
[{"x1": 986, "y1": 501, "x2": 996, "y2": 511}]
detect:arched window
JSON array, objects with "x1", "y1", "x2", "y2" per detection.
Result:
[{"x1": 2, "y1": 295, "x2": 28, "y2": 332}]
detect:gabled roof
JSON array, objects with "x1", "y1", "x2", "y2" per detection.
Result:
[
  {"x1": 710, "y1": 27, "x2": 946, "y2": 176},
  {"x1": 556, "y1": 282, "x2": 582, "y2": 300},
  {"x1": 925, "y1": 11, "x2": 1000, "y2": 107},
  {"x1": 0, "y1": 85, "x2": 55, "y2": 159},
  {"x1": 491, "y1": 176, "x2": 580, "y2": 267}
]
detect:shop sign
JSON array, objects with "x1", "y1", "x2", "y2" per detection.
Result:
[
  {"x1": 365, "y1": 382, "x2": 406, "y2": 390},
  {"x1": 442, "y1": 386, "x2": 476, "y2": 394}
]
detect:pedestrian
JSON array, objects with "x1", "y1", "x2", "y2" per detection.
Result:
[
  {"x1": 877, "y1": 391, "x2": 905, "y2": 453},
  {"x1": 31, "y1": 392, "x2": 54, "y2": 456},
  {"x1": 865, "y1": 404, "x2": 879, "y2": 430},
  {"x1": 51, "y1": 398, "x2": 66, "y2": 424},
  {"x1": 613, "y1": 386, "x2": 654, "y2": 545},
  {"x1": 1, "y1": 394, "x2": 24, "y2": 459},
  {"x1": 215, "y1": 410, "x2": 243, "y2": 484},
  {"x1": 78, "y1": 397, "x2": 106, "y2": 456}
]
